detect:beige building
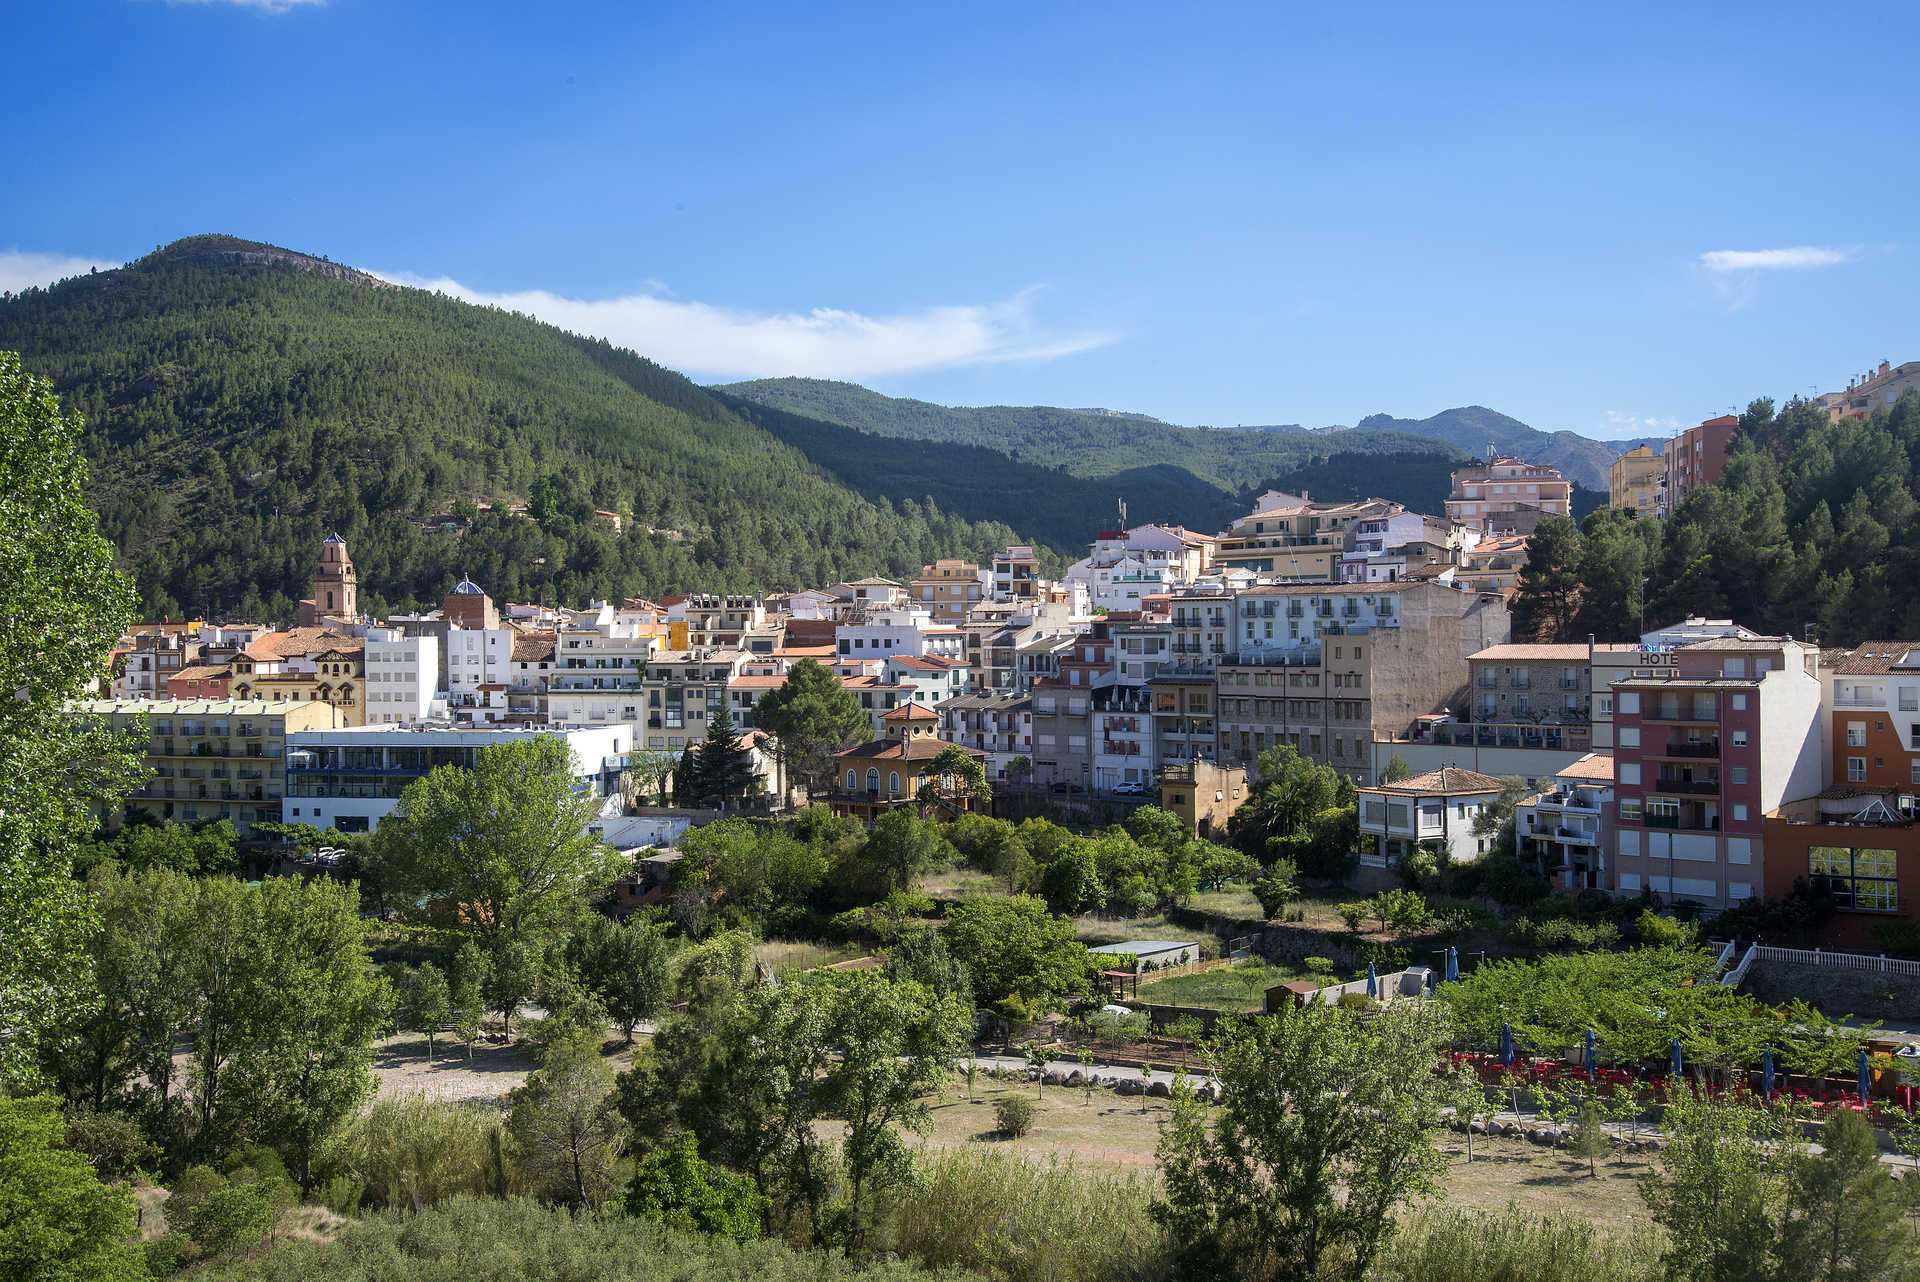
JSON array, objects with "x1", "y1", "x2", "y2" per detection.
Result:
[
  {"x1": 1815, "y1": 359, "x2": 1920, "y2": 423},
  {"x1": 1444, "y1": 458, "x2": 1571, "y2": 532},
  {"x1": 911, "y1": 559, "x2": 986, "y2": 623},
  {"x1": 1213, "y1": 493, "x2": 1400, "y2": 580},
  {"x1": 1607, "y1": 445, "x2": 1664, "y2": 518},
  {"x1": 1156, "y1": 758, "x2": 1249, "y2": 839},
  {"x1": 76, "y1": 697, "x2": 344, "y2": 836},
  {"x1": 1212, "y1": 580, "x2": 1511, "y2": 782}
]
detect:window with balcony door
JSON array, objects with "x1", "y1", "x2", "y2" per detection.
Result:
[
  {"x1": 1646, "y1": 798, "x2": 1678, "y2": 824},
  {"x1": 1848, "y1": 722, "x2": 1868, "y2": 747}
]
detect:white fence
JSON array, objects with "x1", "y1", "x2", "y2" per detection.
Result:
[{"x1": 1723, "y1": 942, "x2": 1920, "y2": 986}]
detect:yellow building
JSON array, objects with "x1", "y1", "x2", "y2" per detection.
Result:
[
  {"x1": 828, "y1": 704, "x2": 984, "y2": 820},
  {"x1": 1156, "y1": 758, "x2": 1249, "y2": 839},
  {"x1": 1607, "y1": 445, "x2": 1664, "y2": 518},
  {"x1": 73, "y1": 697, "x2": 343, "y2": 836},
  {"x1": 911, "y1": 559, "x2": 985, "y2": 623},
  {"x1": 229, "y1": 630, "x2": 366, "y2": 725},
  {"x1": 1213, "y1": 496, "x2": 1396, "y2": 580}
]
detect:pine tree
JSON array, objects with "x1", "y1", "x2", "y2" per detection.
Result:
[{"x1": 692, "y1": 706, "x2": 755, "y2": 809}]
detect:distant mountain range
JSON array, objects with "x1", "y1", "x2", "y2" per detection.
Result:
[{"x1": 717, "y1": 378, "x2": 1630, "y2": 493}]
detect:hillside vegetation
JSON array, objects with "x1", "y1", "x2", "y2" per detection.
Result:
[
  {"x1": 717, "y1": 376, "x2": 1478, "y2": 491},
  {"x1": 1512, "y1": 392, "x2": 1920, "y2": 647},
  {"x1": 0, "y1": 238, "x2": 1037, "y2": 619}
]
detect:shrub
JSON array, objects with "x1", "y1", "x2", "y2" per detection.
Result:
[
  {"x1": 625, "y1": 1132, "x2": 764, "y2": 1241},
  {"x1": 1383, "y1": 1205, "x2": 1665, "y2": 1282},
  {"x1": 886, "y1": 1148, "x2": 1167, "y2": 1282},
  {"x1": 994, "y1": 1096, "x2": 1036, "y2": 1138},
  {"x1": 1303, "y1": 957, "x2": 1335, "y2": 978},
  {"x1": 1337, "y1": 902, "x2": 1367, "y2": 933},
  {"x1": 1336, "y1": 992, "x2": 1378, "y2": 1013}
]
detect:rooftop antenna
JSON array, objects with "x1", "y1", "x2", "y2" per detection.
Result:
[{"x1": 1117, "y1": 497, "x2": 1127, "y2": 530}]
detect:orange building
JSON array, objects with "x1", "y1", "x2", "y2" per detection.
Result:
[{"x1": 1663, "y1": 415, "x2": 1737, "y2": 513}]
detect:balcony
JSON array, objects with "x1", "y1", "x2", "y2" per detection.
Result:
[
  {"x1": 1652, "y1": 777, "x2": 1719, "y2": 796},
  {"x1": 1554, "y1": 826, "x2": 1598, "y2": 844},
  {"x1": 1660, "y1": 740, "x2": 1720, "y2": 759},
  {"x1": 1644, "y1": 706, "x2": 1719, "y2": 724}
]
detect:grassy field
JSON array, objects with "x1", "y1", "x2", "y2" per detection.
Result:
[
  {"x1": 1134, "y1": 958, "x2": 1309, "y2": 1010},
  {"x1": 919, "y1": 1075, "x2": 1655, "y2": 1226},
  {"x1": 754, "y1": 938, "x2": 870, "y2": 975}
]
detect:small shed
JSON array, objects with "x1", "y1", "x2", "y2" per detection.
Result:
[
  {"x1": 1088, "y1": 940, "x2": 1200, "y2": 973},
  {"x1": 1266, "y1": 980, "x2": 1321, "y2": 1013}
]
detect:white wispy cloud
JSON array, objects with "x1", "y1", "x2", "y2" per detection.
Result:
[
  {"x1": 375, "y1": 272, "x2": 1114, "y2": 380},
  {"x1": 1698, "y1": 245, "x2": 1855, "y2": 273},
  {"x1": 163, "y1": 0, "x2": 323, "y2": 12},
  {"x1": 0, "y1": 250, "x2": 118, "y2": 295},
  {"x1": 1601, "y1": 410, "x2": 1686, "y2": 440}
]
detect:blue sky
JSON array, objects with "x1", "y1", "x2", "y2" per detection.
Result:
[{"x1": 4, "y1": 1, "x2": 1914, "y2": 439}]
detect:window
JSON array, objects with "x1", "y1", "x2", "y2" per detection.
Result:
[
  {"x1": 1912, "y1": 759, "x2": 1920, "y2": 786},
  {"x1": 1619, "y1": 798, "x2": 1642, "y2": 822},
  {"x1": 1732, "y1": 803, "x2": 1748, "y2": 821},
  {"x1": 1901, "y1": 687, "x2": 1918, "y2": 712},
  {"x1": 1619, "y1": 762, "x2": 1641, "y2": 784},
  {"x1": 1647, "y1": 797, "x2": 1678, "y2": 823},
  {"x1": 1731, "y1": 730, "x2": 1748, "y2": 748},
  {"x1": 1848, "y1": 721, "x2": 1867, "y2": 747},
  {"x1": 1731, "y1": 693, "x2": 1747, "y2": 711},
  {"x1": 1809, "y1": 847, "x2": 1899, "y2": 911},
  {"x1": 1848, "y1": 757, "x2": 1867, "y2": 782},
  {"x1": 865, "y1": 768, "x2": 880, "y2": 792},
  {"x1": 1618, "y1": 727, "x2": 1640, "y2": 748},
  {"x1": 846, "y1": 769, "x2": 857, "y2": 789},
  {"x1": 1730, "y1": 765, "x2": 1748, "y2": 784},
  {"x1": 888, "y1": 771, "x2": 900, "y2": 793},
  {"x1": 1618, "y1": 692, "x2": 1639, "y2": 715}
]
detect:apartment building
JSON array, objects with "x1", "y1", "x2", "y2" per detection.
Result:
[
  {"x1": 1609, "y1": 636, "x2": 1823, "y2": 908},
  {"x1": 77, "y1": 697, "x2": 343, "y2": 837},
  {"x1": 1212, "y1": 580, "x2": 1512, "y2": 781},
  {"x1": 545, "y1": 624, "x2": 663, "y2": 726},
  {"x1": 992, "y1": 546, "x2": 1041, "y2": 600},
  {"x1": 1213, "y1": 494, "x2": 1398, "y2": 579},
  {"x1": 936, "y1": 691, "x2": 1032, "y2": 784},
  {"x1": 1339, "y1": 512, "x2": 1478, "y2": 583},
  {"x1": 1150, "y1": 674, "x2": 1217, "y2": 767},
  {"x1": 1030, "y1": 680, "x2": 1096, "y2": 789},
  {"x1": 1110, "y1": 611, "x2": 1174, "y2": 683},
  {"x1": 1663, "y1": 415, "x2": 1737, "y2": 513},
  {"x1": 1168, "y1": 585, "x2": 1234, "y2": 670},
  {"x1": 1814, "y1": 359, "x2": 1920, "y2": 424},
  {"x1": 228, "y1": 630, "x2": 366, "y2": 726},
  {"x1": 886, "y1": 654, "x2": 970, "y2": 709},
  {"x1": 616, "y1": 649, "x2": 753, "y2": 752},
  {"x1": 1463, "y1": 643, "x2": 1603, "y2": 753},
  {"x1": 837, "y1": 608, "x2": 965, "y2": 662},
  {"x1": 1516, "y1": 754, "x2": 1615, "y2": 892},
  {"x1": 286, "y1": 722, "x2": 631, "y2": 834},
  {"x1": 507, "y1": 632, "x2": 555, "y2": 723},
  {"x1": 1155, "y1": 758, "x2": 1247, "y2": 838},
  {"x1": 673, "y1": 594, "x2": 766, "y2": 649},
  {"x1": 1357, "y1": 767, "x2": 1505, "y2": 868},
  {"x1": 1091, "y1": 683, "x2": 1157, "y2": 791},
  {"x1": 1082, "y1": 553, "x2": 1177, "y2": 613},
  {"x1": 910, "y1": 560, "x2": 987, "y2": 623},
  {"x1": 1608, "y1": 445, "x2": 1665, "y2": 518},
  {"x1": 1443, "y1": 458, "x2": 1572, "y2": 532},
  {"x1": 1453, "y1": 534, "x2": 1531, "y2": 595},
  {"x1": 364, "y1": 628, "x2": 440, "y2": 724},
  {"x1": 447, "y1": 626, "x2": 521, "y2": 720}
]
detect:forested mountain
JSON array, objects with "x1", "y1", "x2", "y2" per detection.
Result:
[
  {"x1": 719, "y1": 377, "x2": 1632, "y2": 491},
  {"x1": 1351, "y1": 407, "x2": 1624, "y2": 491},
  {"x1": 1511, "y1": 391, "x2": 1920, "y2": 647},
  {"x1": 0, "y1": 238, "x2": 1052, "y2": 620},
  {"x1": 715, "y1": 376, "x2": 1478, "y2": 491}
]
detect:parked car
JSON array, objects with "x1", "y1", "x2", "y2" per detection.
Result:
[{"x1": 1112, "y1": 781, "x2": 1150, "y2": 797}]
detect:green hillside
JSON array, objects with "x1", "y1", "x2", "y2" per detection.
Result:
[
  {"x1": 1352, "y1": 407, "x2": 1624, "y2": 491},
  {"x1": 0, "y1": 237, "x2": 1041, "y2": 620},
  {"x1": 716, "y1": 376, "x2": 1478, "y2": 491}
]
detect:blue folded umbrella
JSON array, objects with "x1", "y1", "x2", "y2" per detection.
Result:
[
  {"x1": 1501, "y1": 1023, "x2": 1515, "y2": 1067},
  {"x1": 1585, "y1": 1029, "x2": 1597, "y2": 1081},
  {"x1": 1446, "y1": 946, "x2": 1459, "y2": 983},
  {"x1": 1670, "y1": 1037, "x2": 1683, "y2": 1081},
  {"x1": 1366, "y1": 963, "x2": 1377, "y2": 999},
  {"x1": 1859, "y1": 1049, "x2": 1872, "y2": 1102},
  {"x1": 1761, "y1": 1046, "x2": 1774, "y2": 1098}
]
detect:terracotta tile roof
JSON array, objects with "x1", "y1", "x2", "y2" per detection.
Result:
[
  {"x1": 1822, "y1": 641, "x2": 1920, "y2": 674},
  {"x1": 1372, "y1": 766, "x2": 1507, "y2": 795},
  {"x1": 245, "y1": 627, "x2": 359, "y2": 661},
  {"x1": 728, "y1": 675, "x2": 787, "y2": 689},
  {"x1": 1469, "y1": 644, "x2": 1591, "y2": 661},
  {"x1": 883, "y1": 702, "x2": 938, "y2": 721},
  {"x1": 1554, "y1": 754, "x2": 1616, "y2": 782},
  {"x1": 511, "y1": 632, "x2": 557, "y2": 663},
  {"x1": 834, "y1": 736, "x2": 982, "y2": 763},
  {"x1": 774, "y1": 645, "x2": 836, "y2": 658},
  {"x1": 170, "y1": 664, "x2": 232, "y2": 683}
]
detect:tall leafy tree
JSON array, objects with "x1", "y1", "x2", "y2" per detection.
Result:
[
  {"x1": 370, "y1": 736, "x2": 621, "y2": 950},
  {"x1": 754, "y1": 659, "x2": 871, "y2": 796},
  {"x1": 568, "y1": 913, "x2": 674, "y2": 1043},
  {"x1": 0, "y1": 1095, "x2": 147, "y2": 1282},
  {"x1": 0, "y1": 352, "x2": 146, "y2": 1087},
  {"x1": 1639, "y1": 1093, "x2": 1782, "y2": 1282},
  {"x1": 228, "y1": 877, "x2": 390, "y2": 1195},
  {"x1": 1154, "y1": 1001, "x2": 1455, "y2": 1282},
  {"x1": 942, "y1": 894, "x2": 1091, "y2": 1008}
]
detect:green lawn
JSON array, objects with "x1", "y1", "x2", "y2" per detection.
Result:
[{"x1": 1134, "y1": 958, "x2": 1310, "y2": 1011}]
